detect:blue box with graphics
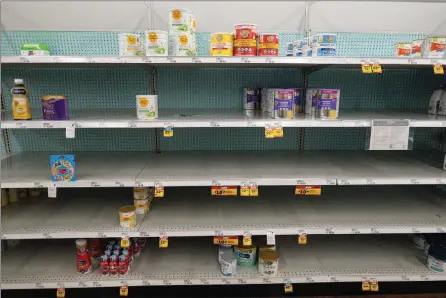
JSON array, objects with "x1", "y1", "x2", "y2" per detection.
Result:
[{"x1": 50, "y1": 154, "x2": 76, "y2": 182}]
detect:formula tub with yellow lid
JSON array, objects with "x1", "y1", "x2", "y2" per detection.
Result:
[{"x1": 119, "y1": 205, "x2": 136, "y2": 229}]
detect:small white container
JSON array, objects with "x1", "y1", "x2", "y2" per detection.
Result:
[
  {"x1": 119, "y1": 206, "x2": 136, "y2": 229},
  {"x1": 411, "y1": 39, "x2": 424, "y2": 58},
  {"x1": 258, "y1": 250, "x2": 279, "y2": 277},
  {"x1": 134, "y1": 198, "x2": 149, "y2": 215},
  {"x1": 136, "y1": 95, "x2": 158, "y2": 120},
  {"x1": 394, "y1": 42, "x2": 411, "y2": 57},
  {"x1": 423, "y1": 36, "x2": 446, "y2": 58},
  {"x1": 133, "y1": 187, "x2": 149, "y2": 200},
  {"x1": 168, "y1": 8, "x2": 193, "y2": 32},
  {"x1": 119, "y1": 33, "x2": 142, "y2": 56},
  {"x1": 145, "y1": 30, "x2": 168, "y2": 56},
  {"x1": 169, "y1": 32, "x2": 196, "y2": 56}
]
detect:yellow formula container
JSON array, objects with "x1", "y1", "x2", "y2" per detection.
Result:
[
  {"x1": 119, "y1": 206, "x2": 136, "y2": 229},
  {"x1": 210, "y1": 33, "x2": 234, "y2": 56}
]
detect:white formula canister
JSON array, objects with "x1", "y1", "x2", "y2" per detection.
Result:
[
  {"x1": 136, "y1": 95, "x2": 158, "y2": 120},
  {"x1": 423, "y1": 36, "x2": 446, "y2": 58},
  {"x1": 119, "y1": 33, "x2": 143, "y2": 56},
  {"x1": 394, "y1": 42, "x2": 411, "y2": 57},
  {"x1": 169, "y1": 32, "x2": 196, "y2": 56},
  {"x1": 119, "y1": 206, "x2": 136, "y2": 229},
  {"x1": 312, "y1": 33, "x2": 337, "y2": 46},
  {"x1": 134, "y1": 198, "x2": 150, "y2": 215},
  {"x1": 133, "y1": 187, "x2": 149, "y2": 200},
  {"x1": 428, "y1": 88, "x2": 444, "y2": 114},
  {"x1": 168, "y1": 8, "x2": 193, "y2": 32},
  {"x1": 411, "y1": 39, "x2": 424, "y2": 58},
  {"x1": 258, "y1": 249, "x2": 279, "y2": 277},
  {"x1": 243, "y1": 88, "x2": 259, "y2": 110},
  {"x1": 145, "y1": 30, "x2": 168, "y2": 56}
]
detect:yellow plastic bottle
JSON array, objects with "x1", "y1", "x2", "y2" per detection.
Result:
[{"x1": 11, "y1": 78, "x2": 32, "y2": 120}]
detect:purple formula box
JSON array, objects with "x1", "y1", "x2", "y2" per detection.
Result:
[
  {"x1": 41, "y1": 95, "x2": 69, "y2": 120},
  {"x1": 272, "y1": 89, "x2": 295, "y2": 119},
  {"x1": 316, "y1": 89, "x2": 340, "y2": 119}
]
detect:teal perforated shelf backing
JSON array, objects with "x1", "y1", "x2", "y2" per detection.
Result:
[{"x1": 1, "y1": 31, "x2": 444, "y2": 152}]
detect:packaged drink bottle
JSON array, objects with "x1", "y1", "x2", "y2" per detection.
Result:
[{"x1": 11, "y1": 79, "x2": 32, "y2": 120}]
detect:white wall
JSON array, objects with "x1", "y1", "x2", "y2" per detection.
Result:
[{"x1": 1, "y1": 1, "x2": 446, "y2": 33}]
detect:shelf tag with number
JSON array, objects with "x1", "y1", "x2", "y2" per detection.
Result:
[
  {"x1": 214, "y1": 236, "x2": 238, "y2": 246},
  {"x1": 265, "y1": 125, "x2": 275, "y2": 138},
  {"x1": 243, "y1": 232, "x2": 252, "y2": 246},
  {"x1": 240, "y1": 183, "x2": 250, "y2": 196},
  {"x1": 372, "y1": 63, "x2": 382, "y2": 73},
  {"x1": 48, "y1": 185, "x2": 57, "y2": 198},
  {"x1": 267, "y1": 231, "x2": 275, "y2": 245},
  {"x1": 273, "y1": 123, "x2": 283, "y2": 138},
  {"x1": 284, "y1": 281, "x2": 293, "y2": 293},
  {"x1": 370, "y1": 280, "x2": 379, "y2": 292},
  {"x1": 211, "y1": 186, "x2": 237, "y2": 196},
  {"x1": 298, "y1": 233, "x2": 307, "y2": 245},
  {"x1": 121, "y1": 237, "x2": 130, "y2": 248},
  {"x1": 155, "y1": 184, "x2": 164, "y2": 198},
  {"x1": 295, "y1": 186, "x2": 321, "y2": 195},
  {"x1": 56, "y1": 288, "x2": 65, "y2": 298},
  {"x1": 66, "y1": 125, "x2": 75, "y2": 138},
  {"x1": 159, "y1": 234, "x2": 168, "y2": 248},
  {"x1": 361, "y1": 64, "x2": 372, "y2": 74},
  {"x1": 249, "y1": 182, "x2": 258, "y2": 196},
  {"x1": 163, "y1": 126, "x2": 174, "y2": 137},
  {"x1": 362, "y1": 280, "x2": 370, "y2": 291},
  {"x1": 434, "y1": 64, "x2": 444, "y2": 75},
  {"x1": 120, "y1": 286, "x2": 128, "y2": 296}
]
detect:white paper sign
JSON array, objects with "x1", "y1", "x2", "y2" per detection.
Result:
[
  {"x1": 266, "y1": 231, "x2": 275, "y2": 245},
  {"x1": 369, "y1": 120, "x2": 410, "y2": 150},
  {"x1": 66, "y1": 126, "x2": 75, "y2": 138},
  {"x1": 48, "y1": 185, "x2": 57, "y2": 198}
]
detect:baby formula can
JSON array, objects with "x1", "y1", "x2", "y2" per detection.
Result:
[
  {"x1": 292, "y1": 40, "x2": 304, "y2": 56},
  {"x1": 286, "y1": 43, "x2": 294, "y2": 56},
  {"x1": 312, "y1": 45, "x2": 336, "y2": 57},
  {"x1": 1, "y1": 189, "x2": 8, "y2": 208},
  {"x1": 145, "y1": 30, "x2": 168, "y2": 56},
  {"x1": 427, "y1": 244, "x2": 446, "y2": 273},
  {"x1": 428, "y1": 88, "x2": 444, "y2": 114},
  {"x1": 411, "y1": 39, "x2": 424, "y2": 58},
  {"x1": 437, "y1": 91, "x2": 446, "y2": 116},
  {"x1": 218, "y1": 245, "x2": 233, "y2": 264},
  {"x1": 316, "y1": 89, "x2": 340, "y2": 119},
  {"x1": 169, "y1": 32, "x2": 195, "y2": 56},
  {"x1": 220, "y1": 250, "x2": 237, "y2": 276},
  {"x1": 210, "y1": 33, "x2": 233, "y2": 56},
  {"x1": 312, "y1": 33, "x2": 337, "y2": 46},
  {"x1": 8, "y1": 189, "x2": 19, "y2": 203},
  {"x1": 258, "y1": 249, "x2": 279, "y2": 277},
  {"x1": 134, "y1": 198, "x2": 149, "y2": 215},
  {"x1": 272, "y1": 89, "x2": 295, "y2": 119},
  {"x1": 233, "y1": 23, "x2": 257, "y2": 56},
  {"x1": 244, "y1": 88, "x2": 259, "y2": 110},
  {"x1": 258, "y1": 33, "x2": 279, "y2": 56},
  {"x1": 41, "y1": 95, "x2": 69, "y2": 120},
  {"x1": 423, "y1": 36, "x2": 446, "y2": 58},
  {"x1": 294, "y1": 88, "x2": 303, "y2": 113},
  {"x1": 168, "y1": 8, "x2": 193, "y2": 32},
  {"x1": 394, "y1": 42, "x2": 411, "y2": 57},
  {"x1": 119, "y1": 33, "x2": 142, "y2": 56},
  {"x1": 133, "y1": 187, "x2": 149, "y2": 200},
  {"x1": 234, "y1": 245, "x2": 257, "y2": 267},
  {"x1": 136, "y1": 95, "x2": 158, "y2": 120},
  {"x1": 119, "y1": 206, "x2": 136, "y2": 229}
]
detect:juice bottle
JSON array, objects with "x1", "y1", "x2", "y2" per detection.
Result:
[{"x1": 11, "y1": 79, "x2": 32, "y2": 120}]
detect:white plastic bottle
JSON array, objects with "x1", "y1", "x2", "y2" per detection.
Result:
[{"x1": 429, "y1": 87, "x2": 445, "y2": 114}]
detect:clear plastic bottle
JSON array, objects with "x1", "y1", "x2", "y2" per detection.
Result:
[{"x1": 11, "y1": 79, "x2": 32, "y2": 120}]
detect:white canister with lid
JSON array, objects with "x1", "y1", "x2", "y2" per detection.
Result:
[
  {"x1": 145, "y1": 30, "x2": 168, "y2": 56},
  {"x1": 136, "y1": 95, "x2": 158, "y2": 120}
]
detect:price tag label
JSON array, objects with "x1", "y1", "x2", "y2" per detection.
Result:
[
  {"x1": 265, "y1": 125, "x2": 275, "y2": 138},
  {"x1": 48, "y1": 185, "x2": 57, "y2": 198},
  {"x1": 267, "y1": 231, "x2": 275, "y2": 245},
  {"x1": 163, "y1": 127, "x2": 173, "y2": 137},
  {"x1": 159, "y1": 234, "x2": 168, "y2": 248},
  {"x1": 214, "y1": 236, "x2": 238, "y2": 246},
  {"x1": 120, "y1": 286, "x2": 128, "y2": 296},
  {"x1": 243, "y1": 232, "x2": 252, "y2": 246},
  {"x1": 211, "y1": 186, "x2": 237, "y2": 196},
  {"x1": 155, "y1": 185, "x2": 164, "y2": 198},
  {"x1": 298, "y1": 233, "x2": 307, "y2": 245},
  {"x1": 372, "y1": 63, "x2": 382, "y2": 73},
  {"x1": 240, "y1": 183, "x2": 250, "y2": 196},
  {"x1": 121, "y1": 237, "x2": 130, "y2": 248},
  {"x1": 361, "y1": 64, "x2": 373, "y2": 74},
  {"x1": 295, "y1": 186, "x2": 321, "y2": 195},
  {"x1": 249, "y1": 183, "x2": 258, "y2": 196},
  {"x1": 434, "y1": 64, "x2": 444, "y2": 75},
  {"x1": 217, "y1": 58, "x2": 226, "y2": 63},
  {"x1": 370, "y1": 280, "x2": 379, "y2": 292},
  {"x1": 56, "y1": 288, "x2": 65, "y2": 298},
  {"x1": 66, "y1": 125, "x2": 75, "y2": 138},
  {"x1": 362, "y1": 280, "x2": 370, "y2": 291},
  {"x1": 273, "y1": 124, "x2": 284, "y2": 138},
  {"x1": 284, "y1": 282, "x2": 293, "y2": 293}
]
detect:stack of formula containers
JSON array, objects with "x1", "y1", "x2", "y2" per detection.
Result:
[
  {"x1": 305, "y1": 88, "x2": 341, "y2": 119},
  {"x1": 168, "y1": 8, "x2": 197, "y2": 56},
  {"x1": 286, "y1": 33, "x2": 337, "y2": 57}
]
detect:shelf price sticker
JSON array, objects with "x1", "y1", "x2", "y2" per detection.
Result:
[
  {"x1": 298, "y1": 233, "x2": 307, "y2": 245},
  {"x1": 155, "y1": 183, "x2": 164, "y2": 198},
  {"x1": 284, "y1": 281, "x2": 293, "y2": 293},
  {"x1": 361, "y1": 63, "x2": 373, "y2": 74},
  {"x1": 163, "y1": 126, "x2": 174, "y2": 137},
  {"x1": 56, "y1": 288, "x2": 65, "y2": 298},
  {"x1": 434, "y1": 64, "x2": 444, "y2": 75},
  {"x1": 249, "y1": 182, "x2": 259, "y2": 196},
  {"x1": 121, "y1": 237, "x2": 130, "y2": 248},
  {"x1": 370, "y1": 280, "x2": 379, "y2": 292},
  {"x1": 120, "y1": 286, "x2": 128, "y2": 297},
  {"x1": 243, "y1": 232, "x2": 252, "y2": 246},
  {"x1": 214, "y1": 236, "x2": 238, "y2": 246},
  {"x1": 267, "y1": 231, "x2": 276, "y2": 245},
  {"x1": 362, "y1": 280, "x2": 370, "y2": 291},
  {"x1": 211, "y1": 186, "x2": 237, "y2": 196},
  {"x1": 240, "y1": 182, "x2": 250, "y2": 196},
  {"x1": 273, "y1": 123, "x2": 284, "y2": 138},
  {"x1": 372, "y1": 63, "x2": 382, "y2": 73},
  {"x1": 295, "y1": 186, "x2": 321, "y2": 196},
  {"x1": 159, "y1": 234, "x2": 168, "y2": 248},
  {"x1": 265, "y1": 124, "x2": 275, "y2": 138},
  {"x1": 48, "y1": 184, "x2": 57, "y2": 198}
]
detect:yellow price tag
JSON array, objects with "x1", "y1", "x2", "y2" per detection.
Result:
[
  {"x1": 120, "y1": 286, "x2": 128, "y2": 296},
  {"x1": 284, "y1": 282, "x2": 293, "y2": 293},
  {"x1": 249, "y1": 184, "x2": 258, "y2": 196},
  {"x1": 163, "y1": 128, "x2": 173, "y2": 137},
  {"x1": 155, "y1": 186, "x2": 164, "y2": 198},
  {"x1": 240, "y1": 185, "x2": 250, "y2": 196},
  {"x1": 370, "y1": 281, "x2": 379, "y2": 292},
  {"x1": 159, "y1": 236, "x2": 168, "y2": 248},
  {"x1": 298, "y1": 233, "x2": 307, "y2": 245},
  {"x1": 361, "y1": 64, "x2": 372, "y2": 74},
  {"x1": 295, "y1": 186, "x2": 321, "y2": 195},
  {"x1": 434, "y1": 64, "x2": 444, "y2": 75},
  {"x1": 273, "y1": 127, "x2": 283, "y2": 138},
  {"x1": 120, "y1": 237, "x2": 130, "y2": 248},
  {"x1": 56, "y1": 288, "x2": 65, "y2": 298},
  {"x1": 211, "y1": 186, "x2": 237, "y2": 196},
  {"x1": 243, "y1": 234, "x2": 252, "y2": 246},
  {"x1": 265, "y1": 127, "x2": 275, "y2": 138},
  {"x1": 372, "y1": 64, "x2": 382, "y2": 73},
  {"x1": 214, "y1": 236, "x2": 238, "y2": 246},
  {"x1": 362, "y1": 281, "x2": 370, "y2": 291}
]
